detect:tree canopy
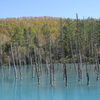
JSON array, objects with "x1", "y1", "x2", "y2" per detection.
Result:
[{"x1": 0, "y1": 16, "x2": 100, "y2": 65}]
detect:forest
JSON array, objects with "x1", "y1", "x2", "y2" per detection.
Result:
[{"x1": 0, "y1": 16, "x2": 100, "y2": 66}]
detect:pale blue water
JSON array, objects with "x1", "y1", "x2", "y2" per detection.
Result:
[{"x1": 0, "y1": 64, "x2": 100, "y2": 100}]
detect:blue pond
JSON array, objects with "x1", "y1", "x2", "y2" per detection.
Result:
[{"x1": 0, "y1": 64, "x2": 100, "y2": 100}]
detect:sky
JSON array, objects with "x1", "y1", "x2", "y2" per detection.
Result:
[{"x1": 0, "y1": 0, "x2": 100, "y2": 19}]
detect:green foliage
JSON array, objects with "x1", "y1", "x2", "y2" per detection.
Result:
[{"x1": 0, "y1": 16, "x2": 100, "y2": 64}]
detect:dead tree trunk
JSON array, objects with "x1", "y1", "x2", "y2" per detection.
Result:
[
  {"x1": 11, "y1": 43, "x2": 17, "y2": 79},
  {"x1": 0, "y1": 39, "x2": 4, "y2": 76},
  {"x1": 23, "y1": 47, "x2": 27, "y2": 67},
  {"x1": 68, "y1": 31, "x2": 77, "y2": 75},
  {"x1": 92, "y1": 20, "x2": 99, "y2": 80},
  {"x1": 8, "y1": 55, "x2": 11, "y2": 68},
  {"x1": 75, "y1": 14, "x2": 83, "y2": 82},
  {"x1": 87, "y1": 72, "x2": 89, "y2": 85},
  {"x1": 34, "y1": 47, "x2": 40, "y2": 85},
  {"x1": 60, "y1": 18, "x2": 68, "y2": 86},
  {"x1": 83, "y1": 17, "x2": 90, "y2": 85},
  {"x1": 30, "y1": 57, "x2": 34, "y2": 78},
  {"x1": 38, "y1": 48, "x2": 42, "y2": 76},
  {"x1": 49, "y1": 38, "x2": 53, "y2": 87},
  {"x1": 17, "y1": 43, "x2": 22, "y2": 81}
]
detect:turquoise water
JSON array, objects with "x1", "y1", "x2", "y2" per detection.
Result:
[{"x1": 0, "y1": 64, "x2": 100, "y2": 100}]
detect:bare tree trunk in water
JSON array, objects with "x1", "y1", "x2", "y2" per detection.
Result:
[
  {"x1": 0, "y1": 39, "x2": 4, "y2": 76},
  {"x1": 17, "y1": 43, "x2": 22, "y2": 81},
  {"x1": 49, "y1": 38, "x2": 53, "y2": 87},
  {"x1": 92, "y1": 20, "x2": 99, "y2": 81},
  {"x1": 75, "y1": 14, "x2": 82, "y2": 82},
  {"x1": 46, "y1": 57, "x2": 49, "y2": 77},
  {"x1": 34, "y1": 47, "x2": 40, "y2": 85},
  {"x1": 8, "y1": 55, "x2": 11, "y2": 68},
  {"x1": 38, "y1": 48, "x2": 42, "y2": 76},
  {"x1": 11, "y1": 43, "x2": 17, "y2": 79},
  {"x1": 68, "y1": 31, "x2": 77, "y2": 75},
  {"x1": 30, "y1": 57, "x2": 34, "y2": 78},
  {"x1": 14, "y1": 43, "x2": 18, "y2": 68},
  {"x1": 60, "y1": 18, "x2": 68, "y2": 86},
  {"x1": 83, "y1": 17, "x2": 90, "y2": 85}
]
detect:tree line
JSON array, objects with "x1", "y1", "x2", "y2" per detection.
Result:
[{"x1": 0, "y1": 16, "x2": 100, "y2": 66}]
